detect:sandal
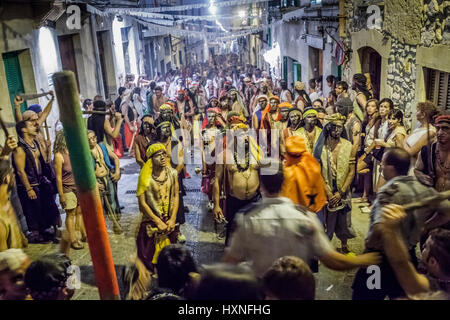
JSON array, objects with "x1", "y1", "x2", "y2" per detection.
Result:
[{"x1": 71, "y1": 240, "x2": 84, "y2": 250}]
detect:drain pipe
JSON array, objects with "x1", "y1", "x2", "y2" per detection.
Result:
[{"x1": 89, "y1": 14, "x2": 105, "y2": 98}]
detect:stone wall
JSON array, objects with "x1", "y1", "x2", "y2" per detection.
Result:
[
  {"x1": 384, "y1": 0, "x2": 422, "y2": 45},
  {"x1": 386, "y1": 39, "x2": 417, "y2": 129},
  {"x1": 421, "y1": 0, "x2": 450, "y2": 46}
]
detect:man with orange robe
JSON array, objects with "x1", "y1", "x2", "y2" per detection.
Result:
[{"x1": 281, "y1": 136, "x2": 327, "y2": 215}]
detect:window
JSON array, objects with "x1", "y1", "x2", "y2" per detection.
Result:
[
  {"x1": 425, "y1": 68, "x2": 450, "y2": 110},
  {"x1": 179, "y1": 50, "x2": 183, "y2": 65},
  {"x1": 121, "y1": 27, "x2": 131, "y2": 74}
]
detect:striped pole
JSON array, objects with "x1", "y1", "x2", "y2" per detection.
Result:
[{"x1": 52, "y1": 71, "x2": 120, "y2": 300}]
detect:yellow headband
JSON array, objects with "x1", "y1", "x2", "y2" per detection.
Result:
[
  {"x1": 325, "y1": 113, "x2": 346, "y2": 125},
  {"x1": 303, "y1": 109, "x2": 318, "y2": 118},
  {"x1": 159, "y1": 104, "x2": 172, "y2": 111},
  {"x1": 137, "y1": 143, "x2": 167, "y2": 197},
  {"x1": 146, "y1": 143, "x2": 166, "y2": 159}
]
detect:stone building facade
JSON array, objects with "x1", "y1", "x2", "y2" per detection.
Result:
[{"x1": 342, "y1": 0, "x2": 450, "y2": 129}]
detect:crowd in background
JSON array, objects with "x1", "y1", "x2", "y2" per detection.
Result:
[{"x1": 1, "y1": 53, "x2": 449, "y2": 300}]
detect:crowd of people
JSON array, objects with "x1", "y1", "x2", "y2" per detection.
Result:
[{"x1": 0, "y1": 54, "x2": 449, "y2": 300}]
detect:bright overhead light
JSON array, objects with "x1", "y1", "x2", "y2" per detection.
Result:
[
  {"x1": 209, "y1": 5, "x2": 217, "y2": 15},
  {"x1": 238, "y1": 10, "x2": 245, "y2": 18}
]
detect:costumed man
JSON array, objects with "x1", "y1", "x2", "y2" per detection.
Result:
[
  {"x1": 14, "y1": 92, "x2": 55, "y2": 163},
  {"x1": 281, "y1": 135, "x2": 327, "y2": 213},
  {"x1": 213, "y1": 114, "x2": 262, "y2": 245},
  {"x1": 228, "y1": 89, "x2": 249, "y2": 119},
  {"x1": 313, "y1": 113, "x2": 356, "y2": 253},
  {"x1": 87, "y1": 130, "x2": 123, "y2": 234},
  {"x1": 201, "y1": 96, "x2": 220, "y2": 129},
  {"x1": 336, "y1": 97, "x2": 362, "y2": 158},
  {"x1": 13, "y1": 121, "x2": 60, "y2": 243},
  {"x1": 136, "y1": 143, "x2": 179, "y2": 272},
  {"x1": 414, "y1": 114, "x2": 450, "y2": 235},
  {"x1": 281, "y1": 108, "x2": 303, "y2": 157},
  {"x1": 415, "y1": 114, "x2": 450, "y2": 193},
  {"x1": 251, "y1": 95, "x2": 268, "y2": 131},
  {"x1": 260, "y1": 96, "x2": 282, "y2": 157},
  {"x1": 217, "y1": 95, "x2": 231, "y2": 130},
  {"x1": 297, "y1": 107, "x2": 322, "y2": 154},
  {"x1": 219, "y1": 81, "x2": 233, "y2": 98},
  {"x1": 121, "y1": 92, "x2": 139, "y2": 153},
  {"x1": 134, "y1": 115, "x2": 156, "y2": 168},
  {"x1": 260, "y1": 79, "x2": 273, "y2": 98},
  {"x1": 174, "y1": 90, "x2": 194, "y2": 134},
  {"x1": 201, "y1": 108, "x2": 221, "y2": 211},
  {"x1": 278, "y1": 102, "x2": 293, "y2": 131},
  {"x1": 155, "y1": 121, "x2": 187, "y2": 243}
]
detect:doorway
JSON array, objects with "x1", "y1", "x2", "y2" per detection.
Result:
[{"x1": 358, "y1": 46, "x2": 382, "y2": 99}]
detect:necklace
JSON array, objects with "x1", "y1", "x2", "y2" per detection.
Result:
[
  {"x1": 233, "y1": 147, "x2": 250, "y2": 172},
  {"x1": 152, "y1": 167, "x2": 169, "y2": 184},
  {"x1": 436, "y1": 148, "x2": 450, "y2": 172}
]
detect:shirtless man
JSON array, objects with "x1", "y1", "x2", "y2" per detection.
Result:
[
  {"x1": 136, "y1": 144, "x2": 179, "y2": 272},
  {"x1": 213, "y1": 120, "x2": 261, "y2": 245},
  {"x1": 0, "y1": 159, "x2": 28, "y2": 251},
  {"x1": 152, "y1": 86, "x2": 168, "y2": 118},
  {"x1": 87, "y1": 130, "x2": 122, "y2": 234},
  {"x1": 201, "y1": 108, "x2": 220, "y2": 210}
]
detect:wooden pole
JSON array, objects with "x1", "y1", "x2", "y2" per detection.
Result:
[{"x1": 52, "y1": 71, "x2": 120, "y2": 300}]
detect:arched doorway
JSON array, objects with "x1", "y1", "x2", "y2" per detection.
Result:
[{"x1": 358, "y1": 47, "x2": 382, "y2": 99}]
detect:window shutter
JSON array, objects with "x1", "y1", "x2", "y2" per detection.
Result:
[
  {"x1": 2, "y1": 51, "x2": 27, "y2": 114},
  {"x1": 437, "y1": 72, "x2": 449, "y2": 110}
]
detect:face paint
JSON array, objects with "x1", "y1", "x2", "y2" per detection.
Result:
[
  {"x1": 289, "y1": 111, "x2": 301, "y2": 128},
  {"x1": 280, "y1": 109, "x2": 290, "y2": 121},
  {"x1": 269, "y1": 99, "x2": 279, "y2": 112},
  {"x1": 330, "y1": 123, "x2": 344, "y2": 139},
  {"x1": 207, "y1": 112, "x2": 216, "y2": 124}
]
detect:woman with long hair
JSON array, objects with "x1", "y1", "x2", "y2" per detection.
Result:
[
  {"x1": 403, "y1": 101, "x2": 439, "y2": 169},
  {"x1": 352, "y1": 73, "x2": 373, "y2": 121},
  {"x1": 356, "y1": 99, "x2": 382, "y2": 203},
  {"x1": 53, "y1": 131, "x2": 86, "y2": 250}
]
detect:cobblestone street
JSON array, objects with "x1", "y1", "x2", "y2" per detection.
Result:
[{"x1": 24, "y1": 155, "x2": 370, "y2": 300}]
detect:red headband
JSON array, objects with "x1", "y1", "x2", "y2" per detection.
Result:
[{"x1": 435, "y1": 115, "x2": 450, "y2": 125}]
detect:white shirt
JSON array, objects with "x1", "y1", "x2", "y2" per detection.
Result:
[
  {"x1": 309, "y1": 91, "x2": 319, "y2": 102},
  {"x1": 228, "y1": 196, "x2": 333, "y2": 277}
]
